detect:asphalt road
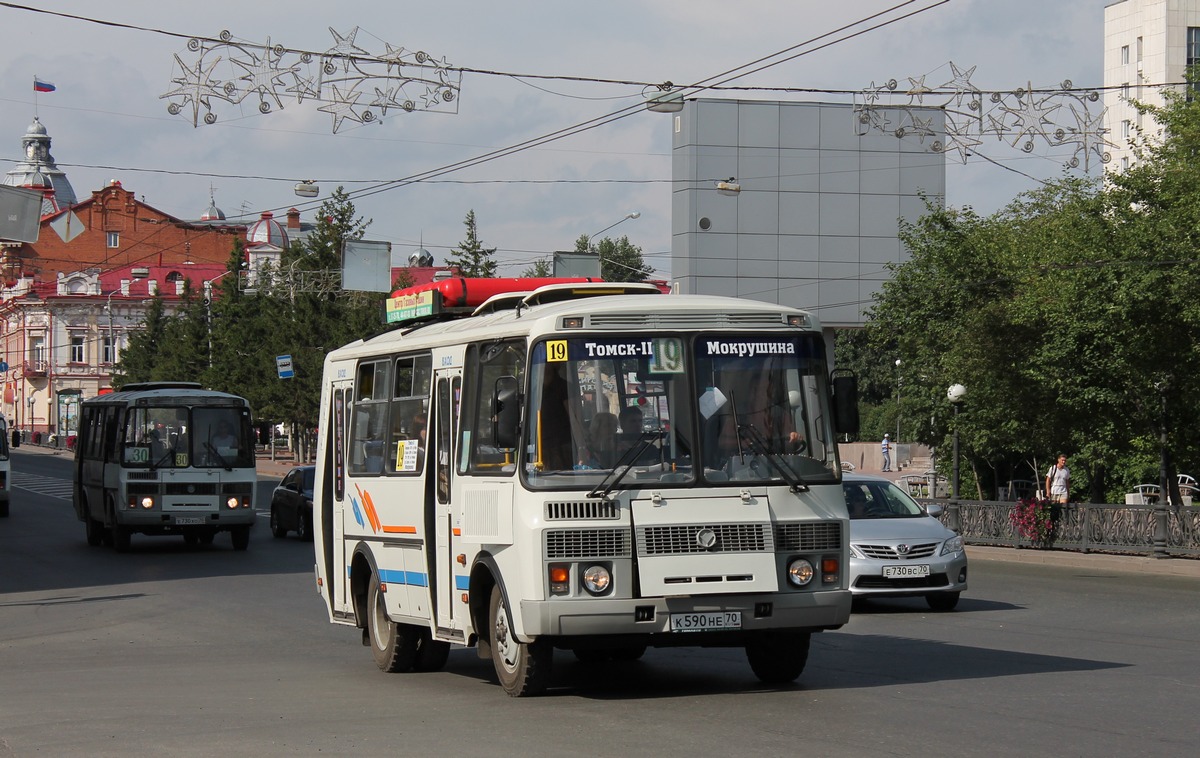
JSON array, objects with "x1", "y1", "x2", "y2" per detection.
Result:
[{"x1": 2, "y1": 448, "x2": 1199, "y2": 757}]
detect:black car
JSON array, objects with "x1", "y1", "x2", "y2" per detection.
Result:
[{"x1": 270, "y1": 465, "x2": 315, "y2": 541}]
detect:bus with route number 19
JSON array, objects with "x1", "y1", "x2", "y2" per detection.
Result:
[
  {"x1": 72, "y1": 382, "x2": 258, "y2": 552},
  {"x1": 312, "y1": 278, "x2": 859, "y2": 696}
]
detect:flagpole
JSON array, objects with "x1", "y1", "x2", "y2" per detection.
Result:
[{"x1": 33, "y1": 75, "x2": 38, "y2": 117}]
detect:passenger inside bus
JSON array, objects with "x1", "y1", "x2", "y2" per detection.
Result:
[
  {"x1": 615, "y1": 406, "x2": 658, "y2": 465},
  {"x1": 212, "y1": 421, "x2": 238, "y2": 451},
  {"x1": 585, "y1": 411, "x2": 619, "y2": 468},
  {"x1": 538, "y1": 364, "x2": 586, "y2": 470}
]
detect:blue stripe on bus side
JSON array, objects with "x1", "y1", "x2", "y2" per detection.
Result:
[{"x1": 379, "y1": 568, "x2": 429, "y2": 588}]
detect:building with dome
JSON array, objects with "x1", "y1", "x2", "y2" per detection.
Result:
[{"x1": 1, "y1": 116, "x2": 77, "y2": 217}]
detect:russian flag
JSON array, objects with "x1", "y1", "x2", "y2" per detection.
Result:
[{"x1": 33, "y1": 77, "x2": 56, "y2": 93}]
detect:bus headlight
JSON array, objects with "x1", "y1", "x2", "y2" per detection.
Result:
[
  {"x1": 226, "y1": 496, "x2": 240, "y2": 509},
  {"x1": 787, "y1": 558, "x2": 814, "y2": 586},
  {"x1": 140, "y1": 496, "x2": 154, "y2": 509},
  {"x1": 582, "y1": 565, "x2": 611, "y2": 595}
]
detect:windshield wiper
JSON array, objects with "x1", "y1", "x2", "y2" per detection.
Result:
[
  {"x1": 204, "y1": 441, "x2": 233, "y2": 471},
  {"x1": 587, "y1": 433, "x2": 658, "y2": 500},
  {"x1": 736, "y1": 422, "x2": 808, "y2": 493}
]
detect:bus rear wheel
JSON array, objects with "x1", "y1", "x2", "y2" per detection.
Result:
[
  {"x1": 745, "y1": 631, "x2": 810, "y2": 685},
  {"x1": 489, "y1": 585, "x2": 551, "y2": 697},
  {"x1": 367, "y1": 577, "x2": 418, "y2": 672}
]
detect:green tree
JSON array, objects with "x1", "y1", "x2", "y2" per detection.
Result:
[
  {"x1": 522, "y1": 258, "x2": 553, "y2": 278},
  {"x1": 445, "y1": 210, "x2": 498, "y2": 277},
  {"x1": 113, "y1": 294, "x2": 170, "y2": 387},
  {"x1": 573, "y1": 234, "x2": 652, "y2": 282}
]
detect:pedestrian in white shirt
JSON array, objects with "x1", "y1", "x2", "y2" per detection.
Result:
[{"x1": 1045, "y1": 454, "x2": 1070, "y2": 503}]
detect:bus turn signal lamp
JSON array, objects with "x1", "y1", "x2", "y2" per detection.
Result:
[
  {"x1": 822, "y1": 557, "x2": 840, "y2": 583},
  {"x1": 549, "y1": 564, "x2": 570, "y2": 595}
]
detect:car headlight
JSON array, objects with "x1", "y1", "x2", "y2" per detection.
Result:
[
  {"x1": 582, "y1": 565, "x2": 611, "y2": 595},
  {"x1": 787, "y1": 558, "x2": 814, "y2": 586},
  {"x1": 941, "y1": 535, "x2": 964, "y2": 555}
]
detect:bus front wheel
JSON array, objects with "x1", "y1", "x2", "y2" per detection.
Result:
[
  {"x1": 745, "y1": 630, "x2": 810, "y2": 685},
  {"x1": 230, "y1": 525, "x2": 250, "y2": 551},
  {"x1": 367, "y1": 576, "x2": 418, "y2": 673},
  {"x1": 489, "y1": 585, "x2": 551, "y2": 697},
  {"x1": 85, "y1": 513, "x2": 104, "y2": 546}
]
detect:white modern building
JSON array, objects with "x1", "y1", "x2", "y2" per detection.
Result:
[{"x1": 1103, "y1": 0, "x2": 1200, "y2": 171}]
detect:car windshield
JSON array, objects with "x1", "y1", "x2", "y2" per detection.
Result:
[{"x1": 843, "y1": 480, "x2": 926, "y2": 519}]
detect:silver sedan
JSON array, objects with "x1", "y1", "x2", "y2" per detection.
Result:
[{"x1": 842, "y1": 473, "x2": 968, "y2": 611}]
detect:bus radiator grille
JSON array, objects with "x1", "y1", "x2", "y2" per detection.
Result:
[
  {"x1": 545, "y1": 528, "x2": 631, "y2": 559},
  {"x1": 773, "y1": 521, "x2": 843, "y2": 551},
  {"x1": 636, "y1": 523, "x2": 773, "y2": 556}
]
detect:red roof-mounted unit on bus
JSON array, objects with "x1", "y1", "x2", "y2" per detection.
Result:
[{"x1": 384, "y1": 277, "x2": 668, "y2": 326}]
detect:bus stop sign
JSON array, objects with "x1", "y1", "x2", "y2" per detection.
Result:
[{"x1": 276, "y1": 355, "x2": 294, "y2": 379}]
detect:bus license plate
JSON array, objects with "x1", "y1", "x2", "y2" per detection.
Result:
[
  {"x1": 884, "y1": 564, "x2": 930, "y2": 578},
  {"x1": 669, "y1": 611, "x2": 741, "y2": 632},
  {"x1": 175, "y1": 516, "x2": 206, "y2": 525}
]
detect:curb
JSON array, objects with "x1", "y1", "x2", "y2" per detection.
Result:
[{"x1": 967, "y1": 544, "x2": 1200, "y2": 578}]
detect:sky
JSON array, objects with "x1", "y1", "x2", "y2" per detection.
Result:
[{"x1": 0, "y1": 0, "x2": 1111, "y2": 279}]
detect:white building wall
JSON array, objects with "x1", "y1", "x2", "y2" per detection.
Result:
[{"x1": 1104, "y1": 0, "x2": 1200, "y2": 172}]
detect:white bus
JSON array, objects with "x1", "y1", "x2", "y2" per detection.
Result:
[
  {"x1": 72, "y1": 382, "x2": 258, "y2": 551},
  {"x1": 313, "y1": 279, "x2": 859, "y2": 696}
]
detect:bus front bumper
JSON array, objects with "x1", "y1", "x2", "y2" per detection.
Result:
[
  {"x1": 518, "y1": 588, "x2": 850, "y2": 640},
  {"x1": 114, "y1": 510, "x2": 257, "y2": 529}
]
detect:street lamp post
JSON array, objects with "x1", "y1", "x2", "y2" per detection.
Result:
[
  {"x1": 895, "y1": 359, "x2": 902, "y2": 443},
  {"x1": 587, "y1": 211, "x2": 640, "y2": 242},
  {"x1": 947, "y1": 384, "x2": 967, "y2": 499},
  {"x1": 947, "y1": 383, "x2": 966, "y2": 534}
]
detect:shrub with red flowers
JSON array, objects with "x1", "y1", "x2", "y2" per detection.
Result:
[{"x1": 1009, "y1": 496, "x2": 1062, "y2": 549}]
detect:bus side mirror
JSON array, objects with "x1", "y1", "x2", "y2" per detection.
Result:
[
  {"x1": 493, "y1": 376, "x2": 521, "y2": 449},
  {"x1": 831, "y1": 369, "x2": 859, "y2": 439},
  {"x1": 10, "y1": 430, "x2": 19, "y2": 448}
]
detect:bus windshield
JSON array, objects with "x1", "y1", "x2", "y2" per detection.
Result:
[
  {"x1": 122, "y1": 406, "x2": 253, "y2": 469},
  {"x1": 525, "y1": 336, "x2": 694, "y2": 489},
  {"x1": 693, "y1": 334, "x2": 838, "y2": 484}
]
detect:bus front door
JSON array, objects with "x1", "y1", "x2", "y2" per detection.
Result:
[{"x1": 431, "y1": 371, "x2": 462, "y2": 632}]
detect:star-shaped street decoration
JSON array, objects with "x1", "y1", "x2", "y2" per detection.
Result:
[
  {"x1": 324, "y1": 27, "x2": 369, "y2": 73},
  {"x1": 161, "y1": 52, "x2": 231, "y2": 127},
  {"x1": 1002, "y1": 82, "x2": 1061, "y2": 148},
  {"x1": 379, "y1": 43, "x2": 408, "y2": 76},
  {"x1": 940, "y1": 131, "x2": 982, "y2": 164},
  {"x1": 905, "y1": 113, "x2": 937, "y2": 143},
  {"x1": 1062, "y1": 101, "x2": 1115, "y2": 171},
  {"x1": 906, "y1": 75, "x2": 933, "y2": 104},
  {"x1": 861, "y1": 81, "x2": 886, "y2": 107},
  {"x1": 163, "y1": 28, "x2": 461, "y2": 133},
  {"x1": 318, "y1": 83, "x2": 364, "y2": 133},
  {"x1": 940, "y1": 61, "x2": 981, "y2": 108},
  {"x1": 422, "y1": 85, "x2": 444, "y2": 109},
  {"x1": 230, "y1": 39, "x2": 294, "y2": 111}
]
